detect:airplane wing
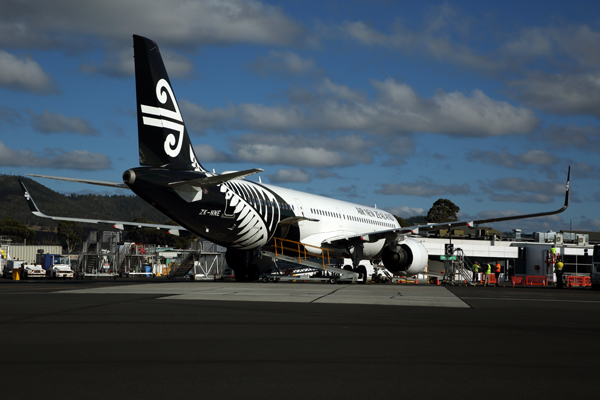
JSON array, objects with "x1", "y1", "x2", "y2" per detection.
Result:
[
  {"x1": 18, "y1": 180, "x2": 186, "y2": 235},
  {"x1": 324, "y1": 166, "x2": 570, "y2": 248},
  {"x1": 27, "y1": 174, "x2": 129, "y2": 189}
]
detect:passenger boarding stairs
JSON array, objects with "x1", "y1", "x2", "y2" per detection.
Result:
[
  {"x1": 168, "y1": 241, "x2": 203, "y2": 278},
  {"x1": 259, "y1": 238, "x2": 359, "y2": 283},
  {"x1": 443, "y1": 247, "x2": 476, "y2": 286},
  {"x1": 168, "y1": 252, "x2": 196, "y2": 278}
]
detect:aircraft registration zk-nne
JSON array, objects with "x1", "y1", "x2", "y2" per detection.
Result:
[{"x1": 19, "y1": 35, "x2": 571, "y2": 282}]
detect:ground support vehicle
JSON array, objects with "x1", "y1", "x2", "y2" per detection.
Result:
[
  {"x1": 23, "y1": 264, "x2": 46, "y2": 279},
  {"x1": 259, "y1": 255, "x2": 358, "y2": 284},
  {"x1": 2, "y1": 260, "x2": 25, "y2": 279},
  {"x1": 50, "y1": 264, "x2": 74, "y2": 279}
]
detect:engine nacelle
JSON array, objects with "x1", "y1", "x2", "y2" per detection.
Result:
[{"x1": 381, "y1": 238, "x2": 428, "y2": 276}]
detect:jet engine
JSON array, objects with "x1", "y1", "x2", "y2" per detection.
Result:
[{"x1": 381, "y1": 237, "x2": 428, "y2": 276}]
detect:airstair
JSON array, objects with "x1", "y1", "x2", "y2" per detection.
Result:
[
  {"x1": 259, "y1": 238, "x2": 359, "y2": 284},
  {"x1": 168, "y1": 241, "x2": 226, "y2": 279},
  {"x1": 442, "y1": 247, "x2": 476, "y2": 286},
  {"x1": 76, "y1": 232, "x2": 122, "y2": 278},
  {"x1": 168, "y1": 251, "x2": 197, "y2": 278}
]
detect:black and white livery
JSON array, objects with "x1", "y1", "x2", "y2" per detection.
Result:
[{"x1": 20, "y1": 35, "x2": 571, "y2": 281}]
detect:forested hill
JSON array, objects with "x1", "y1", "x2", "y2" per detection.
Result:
[{"x1": 0, "y1": 174, "x2": 173, "y2": 243}]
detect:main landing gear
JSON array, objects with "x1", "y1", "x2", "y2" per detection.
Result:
[{"x1": 225, "y1": 249, "x2": 260, "y2": 282}]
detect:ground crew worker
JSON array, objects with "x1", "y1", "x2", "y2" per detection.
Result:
[
  {"x1": 555, "y1": 258, "x2": 564, "y2": 289},
  {"x1": 472, "y1": 262, "x2": 480, "y2": 283},
  {"x1": 485, "y1": 262, "x2": 492, "y2": 286},
  {"x1": 495, "y1": 261, "x2": 501, "y2": 287}
]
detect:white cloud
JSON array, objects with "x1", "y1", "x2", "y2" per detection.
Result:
[
  {"x1": 267, "y1": 168, "x2": 311, "y2": 183},
  {"x1": 0, "y1": 0, "x2": 304, "y2": 49},
  {"x1": 376, "y1": 180, "x2": 472, "y2": 197},
  {"x1": 184, "y1": 78, "x2": 537, "y2": 137},
  {"x1": 81, "y1": 48, "x2": 194, "y2": 79},
  {"x1": 228, "y1": 132, "x2": 374, "y2": 168},
  {"x1": 318, "y1": 79, "x2": 365, "y2": 103},
  {"x1": 27, "y1": 110, "x2": 98, "y2": 136},
  {"x1": 541, "y1": 125, "x2": 600, "y2": 152},
  {"x1": 467, "y1": 149, "x2": 557, "y2": 169},
  {"x1": 338, "y1": 21, "x2": 388, "y2": 46},
  {"x1": 386, "y1": 206, "x2": 425, "y2": 219},
  {"x1": 0, "y1": 50, "x2": 56, "y2": 94},
  {"x1": 251, "y1": 50, "x2": 316, "y2": 76},
  {"x1": 193, "y1": 144, "x2": 235, "y2": 164},
  {"x1": 0, "y1": 107, "x2": 24, "y2": 125},
  {"x1": 478, "y1": 177, "x2": 566, "y2": 204},
  {"x1": 0, "y1": 141, "x2": 111, "y2": 170},
  {"x1": 180, "y1": 101, "x2": 237, "y2": 136},
  {"x1": 509, "y1": 72, "x2": 600, "y2": 118},
  {"x1": 502, "y1": 28, "x2": 554, "y2": 58},
  {"x1": 233, "y1": 142, "x2": 350, "y2": 168}
]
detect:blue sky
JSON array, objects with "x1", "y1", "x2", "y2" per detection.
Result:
[{"x1": 1, "y1": 0, "x2": 599, "y2": 233}]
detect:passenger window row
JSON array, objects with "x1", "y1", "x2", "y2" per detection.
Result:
[{"x1": 310, "y1": 208, "x2": 395, "y2": 229}]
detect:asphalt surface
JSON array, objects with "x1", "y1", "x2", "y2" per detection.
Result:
[{"x1": 1, "y1": 278, "x2": 599, "y2": 400}]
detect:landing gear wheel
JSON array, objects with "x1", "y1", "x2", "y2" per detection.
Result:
[
  {"x1": 248, "y1": 264, "x2": 260, "y2": 282},
  {"x1": 357, "y1": 265, "x2": 367, "y2": 284}
]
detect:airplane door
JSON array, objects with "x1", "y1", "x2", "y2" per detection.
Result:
[
  {"x1": 294, "y1": 198, "x2": 304, "y2": 226},
  {"x1": 336, "y1": 207, "x2": 343, "y2": 227}
]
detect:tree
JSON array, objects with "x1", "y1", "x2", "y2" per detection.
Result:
[
  {"x1": 393, "y1": 215, "x2": 410, "y2": 228},
  {"x1": 426, "y1": 199, "x2": 460, "y2": 224},
  {"x1": 0, "y1": 216, "x2": 36, "y2": 243},
  {"x1": 57, "y1": 221, "x2": 82, "y2": 253}
]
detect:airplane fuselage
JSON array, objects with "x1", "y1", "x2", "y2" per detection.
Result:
[{"x1": 123, "y1": 166, "x2": 400, "y2": 258}]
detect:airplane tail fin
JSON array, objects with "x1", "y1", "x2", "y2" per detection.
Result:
[{"x1": 133, "y1": 35, "x2": 205, "y2": 171}]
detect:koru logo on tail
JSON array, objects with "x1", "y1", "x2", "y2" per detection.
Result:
[{"x1": 140, "y1": 79, "x2": 185, "y2": 158}]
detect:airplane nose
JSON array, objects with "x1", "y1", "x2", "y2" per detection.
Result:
[{"x1": 123, "y1": 169, "x2": 136, "y2": 185}]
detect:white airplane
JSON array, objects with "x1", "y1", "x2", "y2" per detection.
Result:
[{"x1": 19, "y1": 35, "x2": 570, "y2": 282}]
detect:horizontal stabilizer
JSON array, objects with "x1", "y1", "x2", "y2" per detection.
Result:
[
  {"x1": 27, "y1": 174, "x2": 128, "y2": 189},
  {"x1": 169, "y1": 169, "x2": 264, "y2": 203},
  {"x1": 168, "y1": 168, "x2": 264, "y2": 189},
  {"x1": 19, "y1": 180, "x2": 184, "y2": 233}
]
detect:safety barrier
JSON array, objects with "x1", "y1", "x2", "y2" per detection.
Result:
[
  {"x1": 525, "y1": 276, "x2": 548, "y2": 286},
  {"x1": 511, "y1": 276, "x2": 525, "y2": 286},
  {"x1": 567, "y1": 276, "x2": 591, "y2": 288},
  {"x1": 480, "y1": 274, "x2": 496, "y2": 284}
]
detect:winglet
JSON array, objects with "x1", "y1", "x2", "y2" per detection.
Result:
[
  {"x1": 563, "y1": 165, "x2": 570, "y2": 210},
  {"x1": 18, "y1": 179, "x2": 187, "y2": 235},
  {"x1": 18, "y1": 180, "x2": 46, "y2": 217},
  {"x1": 466, "y1": 165, "x2": 571, "y2": 226}
]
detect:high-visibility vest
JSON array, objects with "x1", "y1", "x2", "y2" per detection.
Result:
[
  {"x1": 473, "y1": 264, "x2": 480, "y2": 272},
  {"x1": 495, "y1": 263, "x2": 501, "y2": 272},
  {"x1": 555, "y1": 262, "x2": 564, "y2": 272},
  {"x1": 486, "y1": 264, "x2": 491, "y2": 274}
]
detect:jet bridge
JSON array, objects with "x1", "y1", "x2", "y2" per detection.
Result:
[{"x1": 259, "y1": 238, "x2": 359, "y2": 284}]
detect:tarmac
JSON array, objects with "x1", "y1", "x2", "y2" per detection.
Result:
[{"x1": 1, "y1": 278, "x2": 599, "y2": 400}]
